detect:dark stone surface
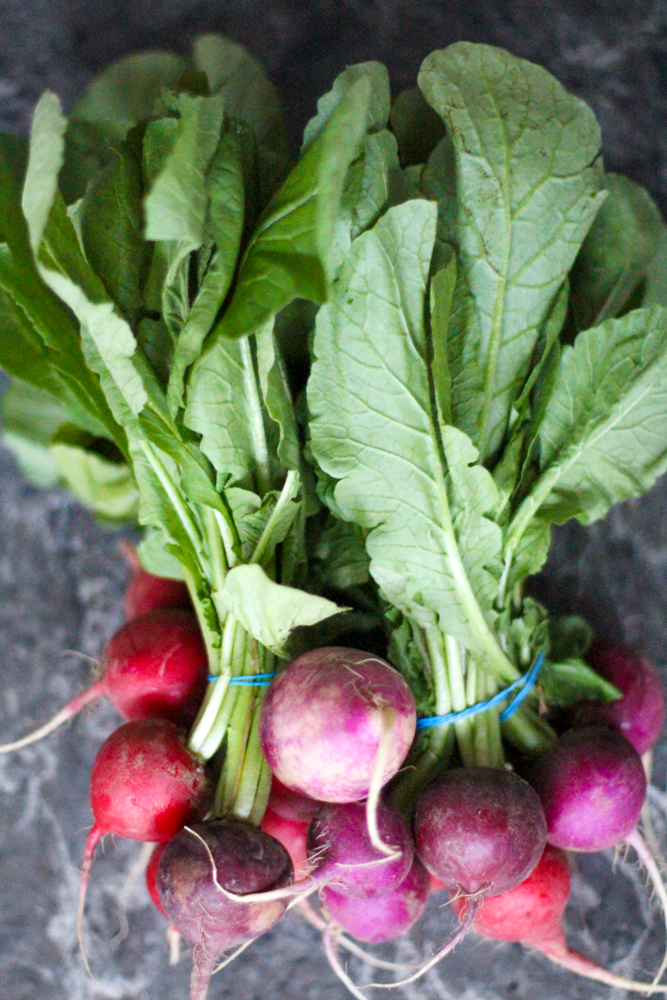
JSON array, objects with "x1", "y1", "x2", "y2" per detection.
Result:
[{"x1": 2, "y1": 2, "x2": 667, "y2": 998}]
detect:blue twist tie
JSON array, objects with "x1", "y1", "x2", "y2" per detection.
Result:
[
  {"x1": 416, "y1": 652, "x2": 545, "y2": 731},
  {"x1": 207, "y1": 672, "x2": 277, "y2": 686}
]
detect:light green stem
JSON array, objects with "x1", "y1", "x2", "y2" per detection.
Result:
[
  {"x1": 248, "y1": 757, "x2": 273, "y2": 826},
  {"x1": 240, "y1": 336, "x2": 271, "y2": 496},
  {"x1": 502, "y1": 705, "x2": 557, "y2": 754},
  {"x1": 250, "y1": 470, "x2": 299, "y2": 565},
  {"x1": 232, "y1": 695, "x2": 267, "y2": 820},
  {"x1": 140, "y1": 440, "x2": 202, "y2": 558},
  {"x1": 188, "y1": 614, "x2": 237, "y2": 756},
  {"x1": 444, "y1": 634, "x2": 475, "y2": 766}
]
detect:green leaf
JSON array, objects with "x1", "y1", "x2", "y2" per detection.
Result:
[
  {"x1": 311, "y1": 515, "x2": 370, "y2": 590},
  {"x1": 50, "y1": 429, "x2": 138, "y2": 521},
  {"x1": 59, "y1": 119, "x2": 111, "y2": 205},
  {"x1": 548, "y1": 614, "x2": 593, "y2": 661},
  {"x1": 192, "y1": 33, "x2": 290, "y2": 202},
  {"x1": 540, "y1": 658, "x2": 621, "y2": 707},
  {"x1": 218, "y1": 563, "x2": 343, "y2": 656},
  {"x1": 568, "y1": 173, "x2": 664, "y2": 334},
  {"x1": 643, "y1": 230, "x2": 667, "y2": 307},
  {"x1": 389, "y1": 88, "x2": 446, "y2": 168},
  {"x1": 386, "y1": 611, "x2": 434, "y2": 718},
  {"x1": 167, "y1": 128, "x2": 245, "y2": 413},
  {"x1": 1, "y1": 379, "x2": 65, "y2": 487},
  {"x1": 137, "y1": 527, "x2": 186, "y2": 580},
  {"x1": 302, "y1": 61, "x2": 390, "y2": 150},
  {"x1": 73, "y1": 51, "x2": 187, "y2": 143},
  {"x1": 81, "y1": 138, "x2": 151, "y2": 322},
  {"x1": 211, "y1": 76, "x2": 372, "y2": 341},
  {"x1": 308, "y1": 201, "x2": 512, "y2": 678},
  {"x1": 536, "y1": 306, "x2": 667, "y2": 525},
  {"x1": 418, "y1": 42, "x2": 606, "y2": 460},
  {"x1": 21, "y1": 92, "x2": 67, "y2": 254}
]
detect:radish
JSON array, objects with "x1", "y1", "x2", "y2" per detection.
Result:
[
  {"x1": 0, "y1": 609, "x2": 208, "y2": 752},
  {"x1": 307, "y1": 799, "x2": 414, "y2": 897},
  {"x1": 529, "y1": 726, "x2": 646, "y2": 852},
  {"x1": 260, "y1": 808, "x2": 311, "y2": 881},
  {"x1": 157, "y1": 818, "x2": 294, "y2": 1000},
  {"x1": 268, "y1": 774, "x2": 320, "y2": 823},
  {"x1": 529, "y1": 725, "x2": 667, "y2": 987},
  {"x1": 78, "y1": 718, "x2": 207, "y2": 971},
  {"x1": 321, "y1": 859, "x2": 430, "y2": 1000},
  {"x1": 260, "y1": 647, "x2": 417, "y2": 803},
  {"x1": 453, "y1": 844, "x2": 667, "y2": 994},
  {"x1": 414, "y1": 767, "x2": 547, "y2": 897},
  {"x1": 146, "y1": 843, "x2": 184, "y2": 965},
  {"x1": 567, "y1": 642, "x2": 665, "y2": 754},
  {"x1": 120, "y1": 542, "x2": 191, "y2": 621}
]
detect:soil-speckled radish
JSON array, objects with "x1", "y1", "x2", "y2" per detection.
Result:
[
  {"x1": 78, "y1": 719, "x2": 207, "y2": 970},
  {"x1": 260, "y1": 647, "x2": 416, "y2": 803},
  {"x1": 0, "y1": 609, "x2": 208, "y2": 753},
  {"x1": 158, "y1": 819, "x2": 294, "y2": 1000},
  {"x1": 307, "y1": 799, "x2": 413, "y2": 897},
  {"x1": 452, "y1": 844, "x2": 667, "y2": 994},
  {"x1": 567, "y1": 643, "x2": 665, "y2": 755}
]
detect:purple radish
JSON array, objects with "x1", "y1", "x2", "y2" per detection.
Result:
[
  {"x1": 0, "y1": 609, "x2": 208, "y2": 753},
  {"x1": 567, "y1": 642, "x2": 665, "y2": 755},
  {"x1": 321, "y1": 859, "x2": 430, "y2": 1000},
  {"x1": 260, "y1": 647, "x2": 416, "y2": 803},
  {"x1": 530, "y1": 724, "x2": 667, "y2": 987},
  {"x1": 307, "y1": 799, "x2": 414, "y2": 897},
  {"x1": 414, "y1": 767, "x2": 547, "y2": 897},
  {"x1": 157, "y1": 819, "x2": 294, "y2": 1000},
  {"x1": 529, "y1": 726, "x2": 646, "y2": 852}
]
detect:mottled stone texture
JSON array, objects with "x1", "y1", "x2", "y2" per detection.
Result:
[{"x1": 2, "y1": 2, "x2": 667, "y2": 998}]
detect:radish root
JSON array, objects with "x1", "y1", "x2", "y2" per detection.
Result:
[
  {"x1": 626, "y1": 826, "x2": 667, "y2": 988},
  {"x1": 365, "y1": 706, "x2": 400, "y2": 859},
  {"x1": 0, "y1": 681, "x2": 104, "y2": 754},
  {"x1": 77, "y1": 824, "x2": 104, "y2": 977},
  {"x1": 167, "y1": 925, "x2": 183, "y2": 965},
  {"x1": 297, "y1": 898, "x2": 416, "y2": 972},
  {"x1": 112, "y1": 841, "x2": 154, "y2": 945},
  {"x1": 323, "y1": 922, "x2": 372, "y2": 1000}
]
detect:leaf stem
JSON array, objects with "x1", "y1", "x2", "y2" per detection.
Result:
[
  {"x1": 250, "y1": 470, "x2": 299, "y2": 565},
  {"x1": 140, "y1": 439, "x2": 203, "y2": 558},
  {"x1": 241, "y1": 335, "x2": 271, "y2": 495},
  {"x1": 444, "y1": 634, "x2": 475, "y2": 766}
]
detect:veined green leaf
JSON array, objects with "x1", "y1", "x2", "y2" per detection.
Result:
[
  {"x1": 192, "y1": 33, "x2": 290, "y2": 202},
  {"x1": 137, "y1": 527, "x2": 186, "y2": 580},
  {"x1": 311, "y1": 515, "x2": 370, "y2": 590},
  {"x1": 540, "y1": 658, "x2": 621, "y2": 707},
  {"x1": 81, "y1": 138, "x2": 151, "y2": 323},
  {"x1": 302, "y1": 61, "x2": 390, "y2": 150},
  {"x1": 309, "y1": 201, "x2": 514, "y2": 680},
  {"x1": 568, "y1": 173, "x2": 664, "y2": 334},
  {"x1": 211, "y1": 76, "x2": 371, "y2": 341},
  {"x1": 418, "y1": 42, "x2": 606, "y2": 460},
  {"x1": 167, "y1": 129, "x2": 245, "y2": 414},
  {"x1": 73, "y1": 51, "x2": 187, "y2": 143},
  {"x1": 506, "y1": 307, "x2": 667, "y2": 561},
  {"x1": 218, "y1": 563, "x2": 343, "y2": 656},
  {"x1": 1, "y1": 378, "x2": 66, "y2": 487}
]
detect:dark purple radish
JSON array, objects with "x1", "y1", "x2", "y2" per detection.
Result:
[
  {"x1": 0, "y1": 609, "x2": 208, "y2": 753},
  {"x1": 307, "y1": 799, "x2": 413, "y2": 897},
  {"x1": 260, "y1": 647, "x2": 416, "y2": 803},
  {"x1": 567, "y1": 642, "x2": 665, "y2": 755},
  {"x1": 157, "y1": 819, "x2": 294, "y2": 1000},
  {"x1": 321, "y1": 859, "x2": 430, "y2": 1000},
  {"x1": 414, "y1": 767, "x2": 547, "y2": 897},
  {"x1": 78, "y1": 719, "x2": 207, "y2": 971},
  {"x1": 530, "y1": 725, "x2": 667, "y2": 987}
]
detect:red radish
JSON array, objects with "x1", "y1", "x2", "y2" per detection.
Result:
[
  {"x1": 452, "y1": 845, "x2": 667, "y2": 994},
  {"x1": 429, "y1": 872, "x2": 446, "y2": 894},
  {"x1": 78, "y1": 719, "x2": 207, "y2": 971},
  {"x1": 146, "y1": 844, "x2": 168, "y2": 917},
  {"x1": 307, "y1": 800, "x2": 414, "y2": 897},
  {"x1": 567, "y1": 642, "x2": 665, "y2": 754},
  {"x1": 260, "y1": 647, "x2": 416, "y2": 803},
  {"x1": 157, "y1": 819, "x2": 294, "y2": 1000},
  {"x1": 268, "y1": 775, "x2": 320, "y2": 823},
  {"x1": 121, "y1": 541, "x2": 191, "y2": 620},
  {"x1": 260, "y1": 808, "x2": 310, "y2": 881},
  {"x1": 0, "y1": 609, "x2": 208, "y2": 752}
]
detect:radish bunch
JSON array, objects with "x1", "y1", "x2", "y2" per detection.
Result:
[{"x1": 4, "y1": 29, "x2": 667, "y2": 1000}]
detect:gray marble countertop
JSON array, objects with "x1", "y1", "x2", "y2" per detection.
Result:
[{"x1": 2, "y1": 2, "x2": 667, "y2": 998}]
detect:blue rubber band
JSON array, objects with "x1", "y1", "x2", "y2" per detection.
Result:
[
  {"x1": 416, "y1": 652, "x2": 545, "y2": 730},
  {"x1": 207, "y1": 672, "x2": 277, "y2": 685}
]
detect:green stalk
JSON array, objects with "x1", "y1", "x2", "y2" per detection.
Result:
[
  {"x1": 248, "y1": 757, "x2": 273, "y2": 826},
  {"x1": 444, "y1": 634, "x2": 475, "y2": 766},
  {"x1": 502, "y1": 705, "x2": 557, "y2": 754},
  {"x1": 232, "y1": 694, "x2": 268, "y2": 820},
  {"x1": 250, "y1": 470, "x2": 299, "y2": 565},
  {"x1": 188, "y1": 613, "x2": 237, "y2": 756},
  {"x1": 482, "y1": 673, "x2": 505, "y2": 768}
]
